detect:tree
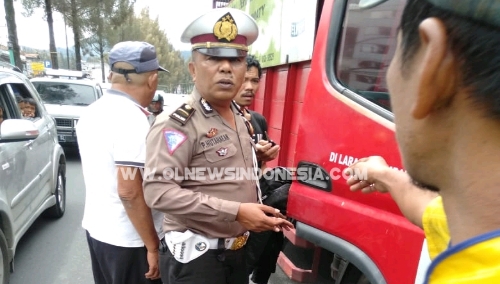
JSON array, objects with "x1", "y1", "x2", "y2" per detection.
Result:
[
  {"x1": 103, "y1": 8, "x2": 192, "y2": 87},
  {"x1": 4, "y1": 0, "x2": 23, "y2": 70},
  {"x1": 21, "y1": 0, "x2": 59, "y2": 69},
  {"x1": 81, "y1": 0, "x2": 135, "y2": 82},
  {"x1": 44, "y1": 0, "x2": 58, "y2": 69}
]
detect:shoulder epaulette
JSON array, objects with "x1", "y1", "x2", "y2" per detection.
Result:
[{"x1": 169, "y1": 103, "x2": 195, "y2": 126}]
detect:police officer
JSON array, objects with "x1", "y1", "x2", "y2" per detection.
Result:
[
  {"x1": 148, "y1": 93, "x2": 164, "y2": 116},
  {"x1": 143, "y1": 8, "x2": 293, "y2": 284}
]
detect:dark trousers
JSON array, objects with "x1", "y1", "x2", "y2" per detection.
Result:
[
  {"x1": 86, "y1": 231, "x2": 162, "y2": 284},
  {"x1": 246, "y1": 231, "x2": 285, "y2": 284},
  {"x1": 159, "y1": 243, "x2": 248, "y2": 284}
]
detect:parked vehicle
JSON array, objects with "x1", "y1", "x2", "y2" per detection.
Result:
[
  {"x1": 0, "y1": 65, "x2": 66, "y2": 283},
  {"x1": 229, "y1": 0, "x2": 428, "y2": 283},
  {"x1": 31, "y1": 77, "x2": 103, "y2": 148}
]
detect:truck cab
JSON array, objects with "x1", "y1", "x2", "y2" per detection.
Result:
[{"x1": 228, "y1": 0, "x2": 429, "y2": 283}]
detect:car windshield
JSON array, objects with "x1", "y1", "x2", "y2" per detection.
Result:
[{"x1": 33, "y1": 82, "x2": 96, "y2": 106}]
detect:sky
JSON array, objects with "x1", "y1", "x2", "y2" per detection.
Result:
[{"x1": 0, "y1": 0, "x2": 214, "y2": 51}]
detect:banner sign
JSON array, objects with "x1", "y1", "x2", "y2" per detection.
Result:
[{"x1": 228, "y1": 0, "x2": 317, "y2": 68}]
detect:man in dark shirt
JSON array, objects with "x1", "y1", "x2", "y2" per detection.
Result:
[
  {"x1": 234, "y1": 55, "x2": 285, "y2": 284},
  {"x1": 233, "y1": 55, "x2": 279, "y2": 169}
]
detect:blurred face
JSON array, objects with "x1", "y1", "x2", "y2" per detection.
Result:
[
  {"x1": 235, "y1": 66, "x2": 260, "y2": 107},
  {"x1": 149, "y1": 101, "x2": 163, "y2": 114},
  {"x1": 189, "y1": 51, "x2": 247, "y2": 104},
  {"x1": 23, "y1": 104, "x2": 35, "y2": 117}
]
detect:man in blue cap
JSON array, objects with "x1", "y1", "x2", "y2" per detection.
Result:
[
  {"x1": 348, "y1": 0, "x2": 500, "y2": 282},
  {"x1": 77, "y1": 41, "x2": 168, "y2": 284},
  {"x1": 143, "y1": 8, "x2": 293, "y2": 284}
]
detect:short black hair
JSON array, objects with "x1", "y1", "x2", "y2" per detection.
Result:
[
  {"x1": 399, "y1": 0, "x2": 500, "y2": 119},
  {"x1": 246, "y1": 55, "x2": 262, "y2": 79},
  {"x1": 23, "y1": 98, "x2": 36, "y2": 106}
]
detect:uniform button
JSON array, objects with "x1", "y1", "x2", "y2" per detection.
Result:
[{"x1": 224, "y1": 218, "x2": 229, "y2": 222}]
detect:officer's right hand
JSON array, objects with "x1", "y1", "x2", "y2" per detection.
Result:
[{"x1": 236, "y1": 203, "x2": 294, "y2": 232}]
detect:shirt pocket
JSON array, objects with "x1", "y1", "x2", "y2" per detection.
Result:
[{"x1": 203, "y1": 143, "x2": 237, "y2": 163}]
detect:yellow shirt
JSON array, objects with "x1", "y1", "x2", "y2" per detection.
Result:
[
  {"x1": 424, "y1": 231, "x2": 500, "y2": 283},
  {"x1": 422, "y1": 196, "x2": 450, "y2": 259}
]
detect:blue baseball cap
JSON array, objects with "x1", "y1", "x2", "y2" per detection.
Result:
[{"x1": 109, "y1": 41, "x2": 169, "y2": 73}]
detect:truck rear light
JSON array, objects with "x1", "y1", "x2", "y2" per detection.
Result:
[{"x1": 296, "y1": 161, "x2": 332, "y2": 191}]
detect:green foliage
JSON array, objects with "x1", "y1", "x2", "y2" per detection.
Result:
[
  {"x1": 102, "y1": 7, "x2": 191, "y2": 86},
  {"x1": 15, "y1": 0, "x2": 191, "y2": 87}
]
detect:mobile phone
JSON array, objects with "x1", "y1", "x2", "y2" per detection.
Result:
[{"x1": 264, "y1": 131, "x2": 276, "y2": 146}]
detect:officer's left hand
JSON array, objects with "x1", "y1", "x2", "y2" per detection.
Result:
[{"x1": 255, "y1": 140, "x2": 280, "y2": 162}]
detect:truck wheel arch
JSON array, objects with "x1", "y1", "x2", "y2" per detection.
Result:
[{"x1": 295, "y1": 222, "x2": 387, "y2": 284}]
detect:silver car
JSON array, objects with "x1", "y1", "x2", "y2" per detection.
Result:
[
  {"x1": 31, "y1": 78, "x2": 103, "y2": 147},
  {"x1": 0, "y1": 66, "x2": 66, "y2": 283}
]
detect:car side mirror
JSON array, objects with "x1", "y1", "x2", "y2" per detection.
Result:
[{"x1": 0, "y1": 119, "x2": 39, "y2": 143}]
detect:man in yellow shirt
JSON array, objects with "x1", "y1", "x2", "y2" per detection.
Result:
[{"x1": 347, "y1": 0, "x2": 500, "y2": 282}]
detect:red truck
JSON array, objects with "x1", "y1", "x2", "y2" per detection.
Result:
[{"x1": 219, "y1": 0, "x2": 431, "y2": 283}]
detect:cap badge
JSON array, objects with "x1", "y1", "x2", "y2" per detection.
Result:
[
  {"x1": 206, "y1": 128, "x2": 218, "y2": 138},
  {"x1": 213, "y1": 12, "x2": 238, "y2": 42}
]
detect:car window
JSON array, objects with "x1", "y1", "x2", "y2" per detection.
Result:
[
  {"x1": 0, "y1": 86, "x2": 15, "y2": 125},
  {"x1": 8, "y1": 83, "x2": 41, "y2": 120},
  {"x1": 32, "y1": 82, "x2": 97, "y2": 106},
  {"x1": 335, "y1": 0, "x2": 406, "y2": 112}
]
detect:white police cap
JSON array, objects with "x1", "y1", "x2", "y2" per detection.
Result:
[{"x1": 181, "y1": 8, "x2": 259, "y2": 58}]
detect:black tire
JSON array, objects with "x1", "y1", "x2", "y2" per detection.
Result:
[
  {"x1": 43, "y1": 164, "x2": 66, "y2": 218},
  {"x1": 340, "y1": 264, "x2": 370, "y2": 284},
  {"x1": 0, "y1": 230, "x2": 10, "y2": 284}
]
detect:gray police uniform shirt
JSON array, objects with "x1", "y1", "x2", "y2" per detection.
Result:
[{"x1": 144, "y1": 88, "x2": 257, "y2": 239}]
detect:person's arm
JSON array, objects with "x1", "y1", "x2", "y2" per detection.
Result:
[
  {"x1": 345, "y1": 156, "x2": 438, "y2": 228},
  {"x1": 116, "y1": 167, "x2": 160, "y2": 279},
  {"x1": 113, "y1": 113, "x2": 159, "y2": 280}
]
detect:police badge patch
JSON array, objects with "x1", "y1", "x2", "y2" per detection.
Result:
[{"x1": 163, "y1": 129, "x2": 187, "y2": 155}]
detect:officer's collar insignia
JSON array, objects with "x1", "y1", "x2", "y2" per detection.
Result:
[
  {"x1": 213, "y1": 12, "x2": 238, "y2": 42},
  {"x1": 216, "y1": 147, "x2": 228, "y2": 157},
  {"x1": 200, "y1": 98, "x2": 213, "y2": 114},
  {"x1": 195, "y1": 242, "x2": 207, "y2": 251},
  {"x1": 163, "y1": 129, "x2": 187, "y2": 155},
  {"x1": 206, "y1": 128, "x2": 218, "y2": 138},
  {"x1": 169, "y1": 103, "x2": 195, "y2": 126}
]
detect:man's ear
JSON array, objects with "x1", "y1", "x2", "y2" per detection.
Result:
[
  {"x1": 188, "y1": 62, "x2": 196, "y2": 82},
  {"x1": 148, "y1": 73, "x2": 158, "y2": 90},
  {"x1": 412, "y1": 18, "x2": 457, "y2": 119}
]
